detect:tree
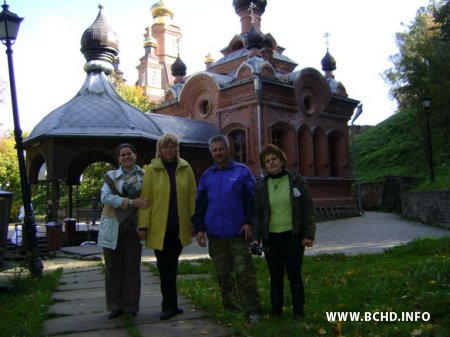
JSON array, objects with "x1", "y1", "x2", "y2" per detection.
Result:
[
  {"x1": 110, "y1": 71, "x2": 157, "y2": 112},
  {"x1": 115, "y1": 81, "x2": 157, "y2": 112},
  {"x1": 0, "y1": 134, "x2": 19, "y2": 192},
  {"x1": 384, "y1": 0, "x2": 450, "y2": 170},
  {"x1": 0, "y1": 134, "x2": 22, "y2": 218},
  {"x1": 79, "y1": 162, "x2": 112, "y2": 202}
]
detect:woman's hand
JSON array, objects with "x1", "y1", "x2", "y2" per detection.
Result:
[
  {"x1": 137, "y1": 229, "x2": 147, "y2": 240},
  {"x1": 132, "y1": 198, "x2": 150, "y2": 209},
  {"x1": 302, "y1": 238, "x2": 314, "y2": 247}
]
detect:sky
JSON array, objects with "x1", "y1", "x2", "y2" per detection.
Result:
[{"x1": 0, "y1": 0, "x2": 431, "y2": 132}]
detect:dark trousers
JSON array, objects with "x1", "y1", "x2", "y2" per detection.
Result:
[
  {"x1": 264, "y1": 231, "x2": 305, "y2": 315},
  {"x1": 208, "y1": 236, "x2": 262, "y2": 314},
  {"x1": 103, "y1": 227, "x2": 142, "y2": 313},
  {"x1": 154, "y1": 229, "x2": 183, "y2": 311}
]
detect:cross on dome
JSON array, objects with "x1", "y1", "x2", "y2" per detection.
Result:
[
  {"x1": 324, "y1": 32, "x2": 331, "y2": 51},
  {"x1": 248, "y1": 2, "x2": 257, "y2": 23}
]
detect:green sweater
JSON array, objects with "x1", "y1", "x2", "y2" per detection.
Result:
[{"x1": 268, "y1": 175, "x2": 292, "y2": 233}]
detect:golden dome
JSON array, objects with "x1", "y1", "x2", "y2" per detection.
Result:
[
  {"x1": 144, "y1": 36, "x2": 157, "y2": 48},
  {"x1": 204, "y1": 52, "x2": 215, "y2": 64},
  {"x1": 151, "y1": 0, "x2": 173, "y2": 20}
]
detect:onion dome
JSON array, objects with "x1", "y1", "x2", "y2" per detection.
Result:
[
  {"x1": 171, "y1": 56, "x2": 187, "y2": 77},
  {"x1": 80, "y1": 5, "x2": 119, "y2": 74},
  {"x1": 151, "y1": 0, "x2": 173, "y2": 20},
  {"x1": 143, "y1": 35, "x2": 157, "y2": 48},
  {"x1": 245, "y1": 25, "x2": 264, "y2": 50},
  {"x1": 204, "y1": 52, "x2": 215, "y2": 64},
  {"x1": 233, "y1": 0, "x2": 267, "y2": 14},
  {"x1": 321, "y1": 50, "x2": 336, "y2": 71}
]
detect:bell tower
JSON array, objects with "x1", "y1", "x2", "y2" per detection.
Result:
[{"x1": 136, "y1": 0, "x2": 182, "y2": 102}]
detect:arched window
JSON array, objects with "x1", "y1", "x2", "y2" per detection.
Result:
[
  {"x1": 151, "y1": 70, "x2": 157, "y2": 86},
  {"x1": 229, "y1": 130, "x2": 247, "y2": 163},
  {"x1": 328, "y1": 134, "x2": 338, "y2": 177},
  {"x1": 328, "y1": 131, "x2": 346, "y2": 177},
  {"x1": 271, "y1": 129, "x2": 286, "y2": 152}
]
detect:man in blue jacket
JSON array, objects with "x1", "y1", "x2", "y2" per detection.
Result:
[{"x1": 192, "y1": 134, "x2": 262, "y2": 324}]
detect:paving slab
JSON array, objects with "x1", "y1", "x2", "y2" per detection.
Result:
[
  {"x1": 43, "y1": 311, "x2": 126, "y2": 335},
  {"x1": 51, "y1": 329, "x2": 130, "y2": 337},
  {"x1": 137, "y1": 318, "x2": 229, "y2": 337}
]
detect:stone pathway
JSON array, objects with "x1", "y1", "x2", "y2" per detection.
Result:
[{"x1": 43, "y1": 263, "x2": 228, "y2": 337}]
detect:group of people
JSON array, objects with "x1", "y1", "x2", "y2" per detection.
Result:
[{"x1": 98, "y1": 133, "x2": 316, "y2": 324}]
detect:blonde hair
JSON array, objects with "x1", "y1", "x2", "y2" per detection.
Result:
[{"x1": 155, "y1": 134, "x2": 180, "y2": 159}]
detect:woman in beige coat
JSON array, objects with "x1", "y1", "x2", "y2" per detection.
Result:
[
  {"x1": 99, "y1": 143, "x2": 150, "y2": 319},
  {"x1": 138, "y1": 134, "x2": 197, "y2": 320}
]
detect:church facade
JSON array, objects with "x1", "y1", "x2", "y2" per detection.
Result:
[{"x1": 137, "y1": 0, "x2": 361, "y2": 213}]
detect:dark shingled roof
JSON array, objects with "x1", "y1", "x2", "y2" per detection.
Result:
[
  {"x1": 25, "y1": 71, "x2": 219, "y2": 146},
  {"x1": 148, "y1": 113, "x2": 219, "y2": 147},
  {"x1": 25, "y1": 72, "x2": 162, "y2": 143}
]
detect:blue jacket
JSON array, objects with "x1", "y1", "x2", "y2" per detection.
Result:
[{"x1": 192, "y1": 161, "x2": 255, "y2": 238}]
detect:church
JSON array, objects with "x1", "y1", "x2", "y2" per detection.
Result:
[
  {"x1": 23, "y1": 1, "x2": 361, "y2": 222},
  {"x1": 137, "y1": 0, "x2": 361, "y2": 215}
]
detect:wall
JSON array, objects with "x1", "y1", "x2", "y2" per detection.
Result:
[
  {"x1": 401, "y1": 190, "x2": 450, "y2": 229},
  {"x1": 360, "y1": 182, "x2": 383, "y2": 210}
]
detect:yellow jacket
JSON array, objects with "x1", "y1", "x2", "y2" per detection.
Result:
[{"x1": 138, "y1": 157, "x2": 197, "y2": 250}]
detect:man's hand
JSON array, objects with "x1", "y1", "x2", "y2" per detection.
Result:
[
  {"x1": 196, "y1": 231, "x2": 207, "y2": 247},
  {"x1": 239, "y1": 224, "x2": 252, "y2": 241}
]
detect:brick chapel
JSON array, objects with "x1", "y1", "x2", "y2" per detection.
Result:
[{"x1": 136, "y1": 0, "x2": 361, "y2": 213}]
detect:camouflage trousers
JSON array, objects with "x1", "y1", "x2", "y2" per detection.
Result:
[{"x1": 208, "y1": 236, "x2": 262, "y2": 314}]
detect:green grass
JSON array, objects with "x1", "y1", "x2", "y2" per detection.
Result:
[
  {"x1": 0, "y1": 267, "x2": 62, "y2": 337},
  {"x1": 175, "y1": 237, "x2": 450, "y2": 337},
  {"x1": 354, "y1": 107, "x2": 450, "y2": 189}
]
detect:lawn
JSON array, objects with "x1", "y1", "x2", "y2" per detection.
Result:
[
  {"x1": 0, "y1": 265, "x2": 62, "y2": 337},
  {"x1": 174, "y1": 237, "x2": 450, "y2": 337}
]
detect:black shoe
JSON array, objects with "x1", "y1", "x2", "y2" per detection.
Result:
[
  {"x1": 272, "y1": 311, "x2": 282, "y2": 319},
  {"x1": 293, "y1": 312, "x2": 304, "y2": 321},
  {"x1": 108, "y1": 309, "x2": 124, "y2": 319},
  {"x1": 124, "y1": 311, "x2": 137, "y2": 317},
  {"x1": 160, "y1": 307, "x2": 183, "y2": 320}
]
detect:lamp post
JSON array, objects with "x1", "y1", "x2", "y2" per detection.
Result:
[
  {"x1": 351, "y1": 103, "x2": 364, "y2": 215},
  {"x1": 0, "y1": 2, "x2": 43, "y2": 277},
  {"x1": 421, "y1": 96, "x2": 434, "y2": 183}
]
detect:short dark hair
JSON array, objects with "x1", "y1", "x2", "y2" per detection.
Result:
[
  {"x1": 209, "y1": 134, "x2": 229, "y2": 150},
  {"x1": 116, "y1": 143, "x2": 136, "y2": 157},
  {"x1": 259, "y1": 144, "x2": 287, "y2": 168}
]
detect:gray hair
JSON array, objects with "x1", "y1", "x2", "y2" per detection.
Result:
[{"x1": 208, "y1": 134, "x2": 229, "y2": 150}]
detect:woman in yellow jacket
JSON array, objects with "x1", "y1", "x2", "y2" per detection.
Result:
[{"x1": 138, "y1": 134, "x2": 197, "y2": 320}]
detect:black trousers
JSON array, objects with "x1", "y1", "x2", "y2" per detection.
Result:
[
  {"x1": 264, "y1": 231, "x2": 305, "y2": 315},
  {"x1": 154, "y1": 229, "x2": 183, "y2": 311},
  {"x1": 103, "y1": 227, "x2": 142, "y2": 313}
]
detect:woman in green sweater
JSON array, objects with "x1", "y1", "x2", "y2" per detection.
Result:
[{"x1": 252, "y1": 144, "x2": 316, "y2": 320}]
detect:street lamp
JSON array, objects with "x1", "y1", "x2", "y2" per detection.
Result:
[
  {"x1": 351, "y1": 103, "x2": 364, "y2": 215},
  {"x1": 0, "y1": 2, "x2": 43, "y2": 276},
  {"x1": 421, "y1": 96, "x2": 434, "y2": 183}
]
